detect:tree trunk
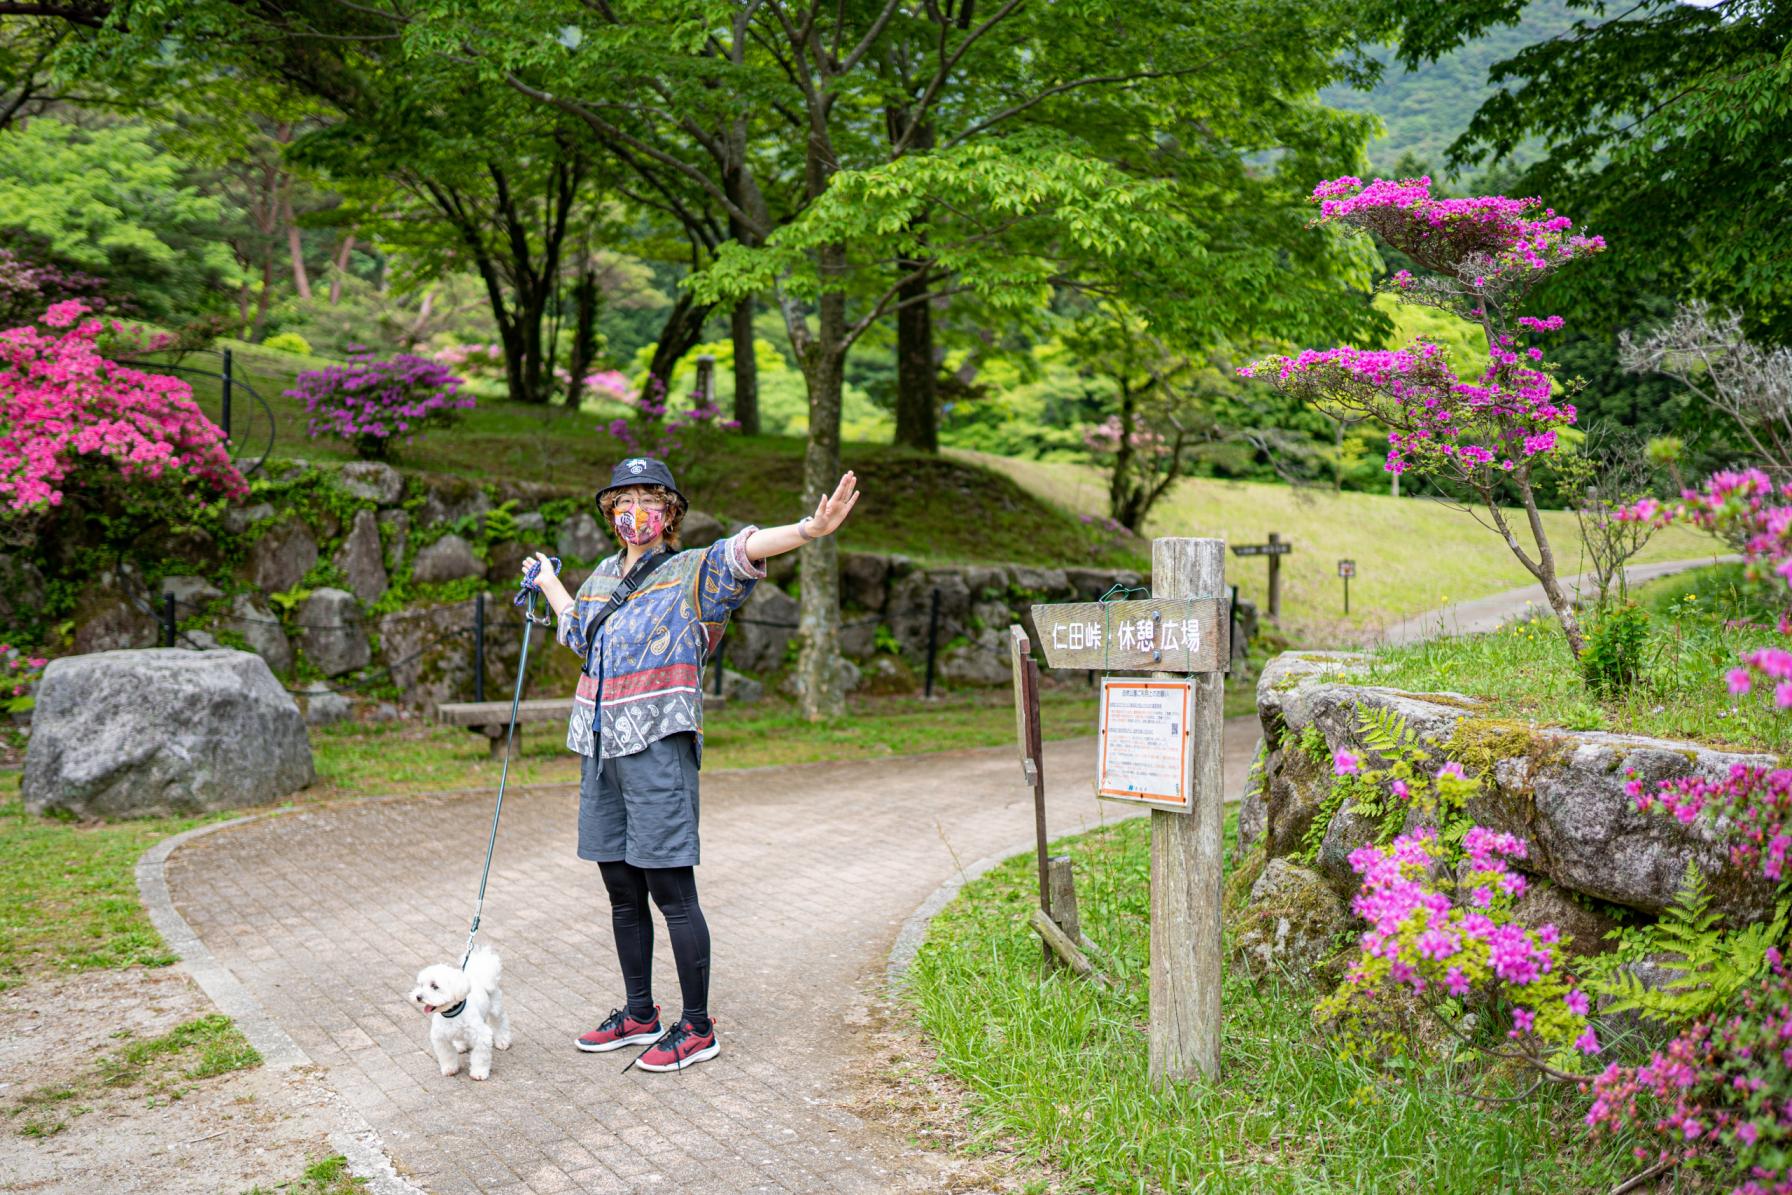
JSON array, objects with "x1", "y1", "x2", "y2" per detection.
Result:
[
  {"x1": 645, "y1": 293, "x2": 714, "y2": 416},
  {"x1": 328, "y1": 232, "x2": 355, "y2": 305},
  {"x1": 792, "y1": 243, "x2": 848, "y2": 721},
  {"x1": 283, "y1": 192, "x2": 311, "y2": 301},
  {"x1": 1517, "y1": 475, "x2": 1586, "y2": 657},
  {"x1": 894, "y1": 255, "x2": 939, "y2": 452},
  {"x1": 1110, "y1": 378, "x2": 1138, "y2": 527},
  {"x1": 564, "y1": 264, "x2": 600, "y2": 407},
  {"x1": 731, "y1": 297, "x2": 759, "y2": 434}
]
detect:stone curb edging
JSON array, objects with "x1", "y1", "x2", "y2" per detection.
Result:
[
  {"x1": 884, "y1": 839, "x2": 1039, "y2": 989},
  {"x1": 137, "y1": 815, "x2": 426, "y2": 1195}
]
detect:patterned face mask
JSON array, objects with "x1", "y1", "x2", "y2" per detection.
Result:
[{"x1": 613, "y1": 506, "x2": 665, "y2": 545}]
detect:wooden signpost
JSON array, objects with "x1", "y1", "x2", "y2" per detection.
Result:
[
  {"x1": 1030, "y1": 538, "x2": 1228, "y2": 1084},
  {"x1": 1338, "y1": 558, "x2": 1356, "y2": 614},
  {"x1": 1231, "y1": 531, "x2": 1291, "y2": 620}
]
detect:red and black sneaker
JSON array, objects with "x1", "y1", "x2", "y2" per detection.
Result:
[
  {"x1": 575, "y1": 1006, "x2": 661, "y2": 1053},
  {"x1": 633, "y1": 1018, "x2": 720, "y2": 1072}
]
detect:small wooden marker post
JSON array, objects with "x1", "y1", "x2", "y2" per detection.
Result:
[
  {"x1": 1009, "y1": 625, "x2": 1053, "y2": 963},
  {"x1": 1232, "y1": 532, "x2": 1291, "y2": 621},
  {"x1": 1031, "y1": 538, "x2": 1228, "y2": 1084},
  {"x1": 1338, "y1": 558, "x2": 1356, "y2": 614}
]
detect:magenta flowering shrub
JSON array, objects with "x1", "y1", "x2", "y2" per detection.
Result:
[
  {"x1": 0, "y1": 644, "x2": 47, "y2": 715},
  {"x1": 1630, "y1": 767, "x2": 1792, "y2": 887},
  {"x1": 290, "y1": 351, "x2": 475, "y2": 461},
  {"x1": 598, "y1": 375, "x2": 740, "y2": 466},
  {"x1": 1241, "y1": 177, "x2": 1608, "y2": 656},
  {"x1": 1321, "y1": 816, "x2": 1600, "y2": 1071},
  {"x1": 0, "y1": 302, "x2": 245, "y2": 514},
  {"x1": 1585, "y1": 952, "x2": 1792, "y2": 1195},
  {"x1": 0, "y1": 247, "x2": 108, "y2": 328}
]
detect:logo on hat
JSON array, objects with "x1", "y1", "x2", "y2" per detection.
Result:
[{"x1": 625, "y1": 458, "x2": 647, "y2": 475}]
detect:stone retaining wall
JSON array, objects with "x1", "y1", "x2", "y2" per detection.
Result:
[{"x1": 1230, "y1": 650, "x2": 1778, "y2": 983}]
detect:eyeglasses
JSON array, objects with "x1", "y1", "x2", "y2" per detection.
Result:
[{"x1": 611, "y1": 492, "x2": 667, "y2": 512}]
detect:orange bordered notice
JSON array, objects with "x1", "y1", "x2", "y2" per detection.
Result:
[{"x1": 1096, "y1": 677, "x2": 1195, "y2": 812}]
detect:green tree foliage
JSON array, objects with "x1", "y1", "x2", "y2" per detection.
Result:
[
  {"x1": 1365, "y1": 0, "x2": 1792, "y2": 344},
  {"x1": 0, "y1": 116, "x2": 242, "y2": 319}
]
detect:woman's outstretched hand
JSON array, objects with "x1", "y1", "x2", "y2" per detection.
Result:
[{"x1": 809, "y1": 471, "x2": 860, "y2": 537}]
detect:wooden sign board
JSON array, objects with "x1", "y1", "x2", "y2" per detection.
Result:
[
  {"x1": 1030, "y1": 599, "x2": 1228, "y2": 673},
  {"x1": 1337, "y1": 558, "x2": 1357, "y2": 579},
  {"x1": 1233, "y1": 542, "x2": 1292, "y2": 557},
  {"x1": 1096, "y1": 677, "x2": 1195, "y2": 812}
]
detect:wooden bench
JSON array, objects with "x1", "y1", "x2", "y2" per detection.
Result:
[
  {"x1": 436, "y1": 698, "x2": 573, "y2": 757},
  {"x1": 435, "y1": 693, "x2": 725, "y2": 756}
]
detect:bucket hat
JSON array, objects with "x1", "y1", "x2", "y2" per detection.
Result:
[{"x1": 596, "y1": 457, "x2": 687, "y2": 510}]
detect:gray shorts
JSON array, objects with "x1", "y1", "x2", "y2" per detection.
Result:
[{"x1": 578, "y1": 732, "x2": 701, "y2": 868}]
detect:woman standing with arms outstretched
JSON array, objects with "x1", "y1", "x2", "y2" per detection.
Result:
[{"x1": 528, "y1": 458, "x2": 859, "y2": 1072}]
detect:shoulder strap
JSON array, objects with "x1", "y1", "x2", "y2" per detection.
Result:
[{"x1": 581, "y1": 548, "x2": 673, "y2": 674}]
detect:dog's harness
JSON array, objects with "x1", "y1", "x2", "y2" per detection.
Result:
[
  {"x1": 436, "y1": 999, "x2": 467, "y2": 1020},
  {"x1": 458, "y1": 556, "x2": 560, "y2": 970}
]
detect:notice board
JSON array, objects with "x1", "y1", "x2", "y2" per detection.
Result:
[{"x1": 1096, "y1": 677, "x2": 1195, "y2": 812}]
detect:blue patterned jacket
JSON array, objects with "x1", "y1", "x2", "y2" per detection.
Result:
[{"x1": 557, "y1": 527, "x2": 764, "y2": 760}]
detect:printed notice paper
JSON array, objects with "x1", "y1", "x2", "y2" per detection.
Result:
[{"x1": 1096, "y1": 678, "x2": 1194, "y2": 811}]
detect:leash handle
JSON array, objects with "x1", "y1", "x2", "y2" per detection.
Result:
[
  {"x1": 462, "y1": 585, "x2": 542, "y2": 968},
  {"x1": 516, "y1": 556, "x2": 560, "y2": 626}
]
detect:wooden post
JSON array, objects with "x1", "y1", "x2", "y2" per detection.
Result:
[
  {"x1": 1046, "y1": 855, "x2": 1080, "y2": 942},
  {"x1": 1266, "y1": 531, "x2": 1282, "y2": 622},
  {"x1": 1149, "y1": 537, "x2": 1225, "y2": 1084},
  {"x1": 1010, "y1": 626, "x2": 1053, "y2": 964}
]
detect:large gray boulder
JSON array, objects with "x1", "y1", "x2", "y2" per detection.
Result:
[
  {"x1": 410, "y1": 533, "x2": 484, "y2": 585},
  {"x1": 246, "y1": 518, "x2": 318, "y2": 595},
  {"x1": 294, "y1": 588, "x2": 370, "y2": 677},
  {"x1": 22, "y1": 649, "x2": 313, "y2": 818},
  {"x1": 334, "y1": 510, "x2": 389, "y2": 603}
]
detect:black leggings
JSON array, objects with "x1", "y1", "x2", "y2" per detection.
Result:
[{"x1": 597, "y1": 861, "x2": 710, "y2": 1027}]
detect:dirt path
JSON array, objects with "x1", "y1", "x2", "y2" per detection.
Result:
[{"x1": 121, "y1": 720, "x2": 1257, "y2": 1195}]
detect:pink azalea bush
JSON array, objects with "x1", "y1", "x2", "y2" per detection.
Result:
[
  {"x1": 0, "y1": 302, "x2": 245, "y2": 514},
  {"x1": 1629, "y1": 767, "x2": 1792, "y2": 886},
  {"x1": 290, "y1": 351, "x2": 475, "y2": 461},
  {"x1": 1242, "y1": 177, "x2": 1607, "y2": 656},
  {"x1": 0, "y1": 643, "x2": 47, "y2": 715},
  {"x1": 599, "y1": 375, "x2": 739, "y2": 464},
  {"x1": 1585, "y1": 952, "x2": 1792, "y2": 1194},
  {"x1": 1319, "y1": 763, "x2": 1600, "y2": 1071}
]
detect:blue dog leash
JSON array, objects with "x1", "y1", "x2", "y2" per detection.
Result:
[{"x1": 461, "y1": 556, "x2": 560, "y2": 969}]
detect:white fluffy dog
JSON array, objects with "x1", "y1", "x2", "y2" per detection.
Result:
[{"x1": 407, "y1": 945, "x2": 511, "y2": 1080}]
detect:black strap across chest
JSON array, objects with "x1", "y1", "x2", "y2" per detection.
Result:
[{"x1": 581, "y1": 547, "x2": 672, "y2": 676}]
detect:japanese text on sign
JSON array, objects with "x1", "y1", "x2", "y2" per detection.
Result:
[
  {"x1": 1030, "y1": 598, "x2": 1228, "y2": 673},
  {"x1": 1097, "y1": 678, "x2": 1194, "y2": 811}
]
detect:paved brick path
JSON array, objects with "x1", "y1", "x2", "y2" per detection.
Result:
[{"x1": 164, "y1": 723, "x2": 1256, "y2": 1194}]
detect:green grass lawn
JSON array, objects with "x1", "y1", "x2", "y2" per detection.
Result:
[
  {"x1": 957, "y1": 451, "x2": 1722, "y2": 642},
  {"x1": 907, "y1": 813, "x2": 1643, "y2": 1193},
  {"x1": 1365, "y1": 563, "x2": 1791, "y2": 754}
]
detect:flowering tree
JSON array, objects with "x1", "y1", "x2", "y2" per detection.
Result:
[
  {"x1": 1243, "y1": 177, "x2": 1607, "y2": 655},
  {"x1": 0, "y1": 247, "x2": 107, "y2": 328},
  {"x1": 0, "y1": 302, "x2": 245, "y2": 520},
  {"x1": 290, "y1": 351, "x2": 474, "y2": 461}
]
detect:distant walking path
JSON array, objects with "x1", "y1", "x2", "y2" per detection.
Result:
[
  {"x1": 1380, "y1": 555, "x2": 1738, "y2": 647},
  {"x1": 150, "y1": 719, "x2": 1260, "y2": 1194}
]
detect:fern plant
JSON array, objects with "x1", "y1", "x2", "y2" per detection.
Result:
[{"x1": 1586, "y1": 861, "x2": 1790, "y2": 1026}]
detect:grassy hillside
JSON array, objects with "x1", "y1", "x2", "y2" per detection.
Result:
[
  {"x1": 164, "y1": 342, "x2": 1144, "y2": 571},
  {"x1": 956, "y1": 451, "x2": 1722, "y2": 642}
]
